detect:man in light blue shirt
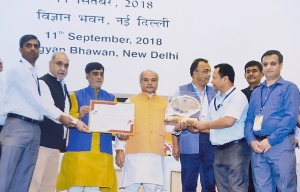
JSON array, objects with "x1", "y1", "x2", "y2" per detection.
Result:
[
  {"x1": 191, "y1": 63, "x2": 250, "y2": 192},
  {"x1": 244, "y1": 50, "x2": 299, "y2": 192}
]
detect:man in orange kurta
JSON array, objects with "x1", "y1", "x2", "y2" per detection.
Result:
[{"x1": 115, "y1": 70, "x2": 179, "y2": 192}]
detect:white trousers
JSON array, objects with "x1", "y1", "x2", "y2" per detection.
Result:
[
  {"x1": 124, "y1": 183, "x2": 162, "y2": 192},
  {"x1": 29, "y1": 146, "x2": 60, "y2": 192},
  {"x1": 68, "y1": 186, "x2": 101, "y2": 192}
]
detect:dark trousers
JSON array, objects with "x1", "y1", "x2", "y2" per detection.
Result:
[
  {"x1": 0, "y1": 118, "x2": 41, "y2": 192},
  {"x1": 180, "y1": 153, "x2": 216, "y2": 192},
  {"x1": 213, "y1": 139, "x2": 251, "y2": 192},
  {"x1": 248, "y1": 162, "x2": 255, "y2": 192}
]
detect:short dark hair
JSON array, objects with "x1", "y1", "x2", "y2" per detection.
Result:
[
  {"x1": 214, "y1": 63, "x2": 235, "y2": 83},
  {"x1": 85, "y1": 62, "x2": 104, "y2": 74},
  {"x1": 190, "y1": 58, "x2": 208, "y2": 76},
  {"x1": 19, "y1": 34, "x2": 40, "y2": 48},
  {"x1": 261, "y1": 50, "x2": 283, "y2": 64},
  {"x1": 244, "y1": 60, "x2": 262, "y2": 73}
]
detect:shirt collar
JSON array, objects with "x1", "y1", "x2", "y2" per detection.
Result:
[
  {"x1": 248, "y1": 84, "x2": 261, "y2": 90},
  {"x1": 140, "y1": 91, "x2": 156, "y2": 99},
  {"x1": 87, "y1": 85, "x2": 100, "y2": 93},
  {"x1": 191, "y1": 82, "x2": 206, "y2": 94},
  {"x1": 48, "y1": 72, "x2": 65, "y2": 84},
  {"x1": 262, "y1": 77, "x2": 284, "y2": 87},
  {"x1": 20, "y1": 58, "x2": 34, "y2": 69},
  {"x1": 216, "y1": 86, "x2": 236, "y2": 98}
]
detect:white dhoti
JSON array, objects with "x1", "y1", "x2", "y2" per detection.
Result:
[{"x1": 120, "y1": 153, "x2": 164, "y2": 191}]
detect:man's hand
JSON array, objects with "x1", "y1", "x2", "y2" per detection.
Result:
[
  {"x1": 192, "y1": 121, "x2": 207, "y2": 131},
  {"x1": 117, "y1": 134, "x2": 129, "y2": 141},
  {"x1": 79, "y1": 106, "x2": 90, "y2": 119},
  {"x1": 297, "y1": 114, "x2": 300, "y2": 128},
  {"x1": 174, "y1": 120, "x2": 189, "y2": 132},
  {"x1": 260, "y1": 138, "x2": 272, "y2": 153},
  {"x1": 250, "y1": 140, "x2": 264, "y2": 153},
  {"x1": 115, "y1": 150, "x2": 125, "y2": 168},
  {"x1": 187, "y1": 125, "x2": 200, "y2": 133},
  {"x1": 59, "y1": 115, "x2": 76, "y2": 127},
  {"x1": 75, "y1": 120, "x2": 90, "y2": 133},
  {"x1": 172, "y1": 143, "x2": 180, "y2": 161},
  {"x1": 164, "y1": 120, "x2": 178, "y2": 127}
]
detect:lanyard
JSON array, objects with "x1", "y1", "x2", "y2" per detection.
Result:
[
  {"x1": 214, "y1": 87, "x2": 236, "y2": 111},
  {"x1": 259, "y1": 84, "x2": 277, "y2": 113},
  {"x1": 31, "y1": 74, "x2": 41, "y2": 96},
  {"x1": 20, "y1": 60, "x2": 41, "y2": 95}
]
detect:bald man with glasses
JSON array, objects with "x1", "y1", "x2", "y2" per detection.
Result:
[{"x1": 172, "y1": 58, "x2": 217, "y2": 192}]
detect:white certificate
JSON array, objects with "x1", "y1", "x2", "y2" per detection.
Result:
[{"x1": 89, "y1": 100, "x2": 134, "y2": 134}]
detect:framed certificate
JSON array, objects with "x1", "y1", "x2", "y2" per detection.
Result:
[{"x1": 89, "y1": 100, "x2": 134, "y2": 135}]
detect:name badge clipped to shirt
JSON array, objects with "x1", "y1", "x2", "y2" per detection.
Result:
[
  {"x1": 253, "y1": 115, "x2": 264, "y2": 131},
  {"x1": 199, "y1": 116, "x2": 206, "y2": 121}
]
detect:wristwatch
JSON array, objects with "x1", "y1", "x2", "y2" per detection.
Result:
[
  {"x1": 56, "y1": 115, "x2": 61, "y2": 121},
  {"x1": 173, "y1": 129, "x2": 182, "y2": 136}
]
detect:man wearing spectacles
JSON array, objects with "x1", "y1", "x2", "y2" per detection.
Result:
[
  {"x1": 172, "y1": 58, "x2": 217, "y2": 192},
  {"x1": 190, "y1": 63, "x2": 250, "y2": 192},
  {"x1": 29, "y1": 52, "x2": 74, "y2": 192},
  {"x1": 245, "y1": 50, "x2": 299, "y2": 192}
]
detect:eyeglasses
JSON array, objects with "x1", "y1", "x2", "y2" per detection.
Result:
[
  {"x1": 262, "y1": 62, "x2": 279, "y2": 67},
  {"x1": 195, "y1": 69, "x2": 211, "y2": 74}
]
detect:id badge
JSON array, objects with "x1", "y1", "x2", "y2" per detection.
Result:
[
  {"x1": 200, "y1": 116, "x2": 206, "y2": 121},
  {"x1": 253, "y1": 115, "x2": 263, "y2": 131}
]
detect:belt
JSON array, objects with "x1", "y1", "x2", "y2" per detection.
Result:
[
  {"x1": 7, "y1": 113, "x2": 40, "y2": 125},
  {"x1": 214, "y1": 138, "x2": 246, "y2": 150},
  {"x1": 255, "y1": 132, "x2": 294, "y2": 141},
  {"x1": 255, "y1": 135, "x2": 268, "y2": 140}
]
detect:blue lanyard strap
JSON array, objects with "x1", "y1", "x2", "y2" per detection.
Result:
[
  {"x1": 214, "y1": 87, "x2": 236, "y2": 111},
  {"x1": 260, "y1": 84, "x2": 277, "y2": 112}
]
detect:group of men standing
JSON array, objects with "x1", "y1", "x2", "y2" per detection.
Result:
[
  {"x1": 172, "y1": 50, "x2": 299, "y2": 192},
  {"x1": 0, "y1": 34, "x2": 299, "y2": 192}
]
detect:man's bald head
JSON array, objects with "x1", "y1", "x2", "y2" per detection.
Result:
[
  {"x1": 139, "y1": 70, "x2": 159, "y2": 82},
  {"x1": 49, "y1": 52, "x2": 69, "y2": 81},
  {"x1": 139, "y1": 70, "x2": 159, "y2": 94}
]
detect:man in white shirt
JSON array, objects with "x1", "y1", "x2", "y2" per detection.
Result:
[
  {"x1": 190, "y1": 63, "x2": 250, "y2": 192},
  {"x1": 29, "y1": 52, "x2": 74, "y2": 192},
  {"x1": 115, "y1": 70, "x2": 180, "y2": 192},
  {"x1": 0, "y1": 58, "x2": 6, "y2": 156},
  {"x1": 0, "y1": 35, "x2": 89, "y2": 192}
]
